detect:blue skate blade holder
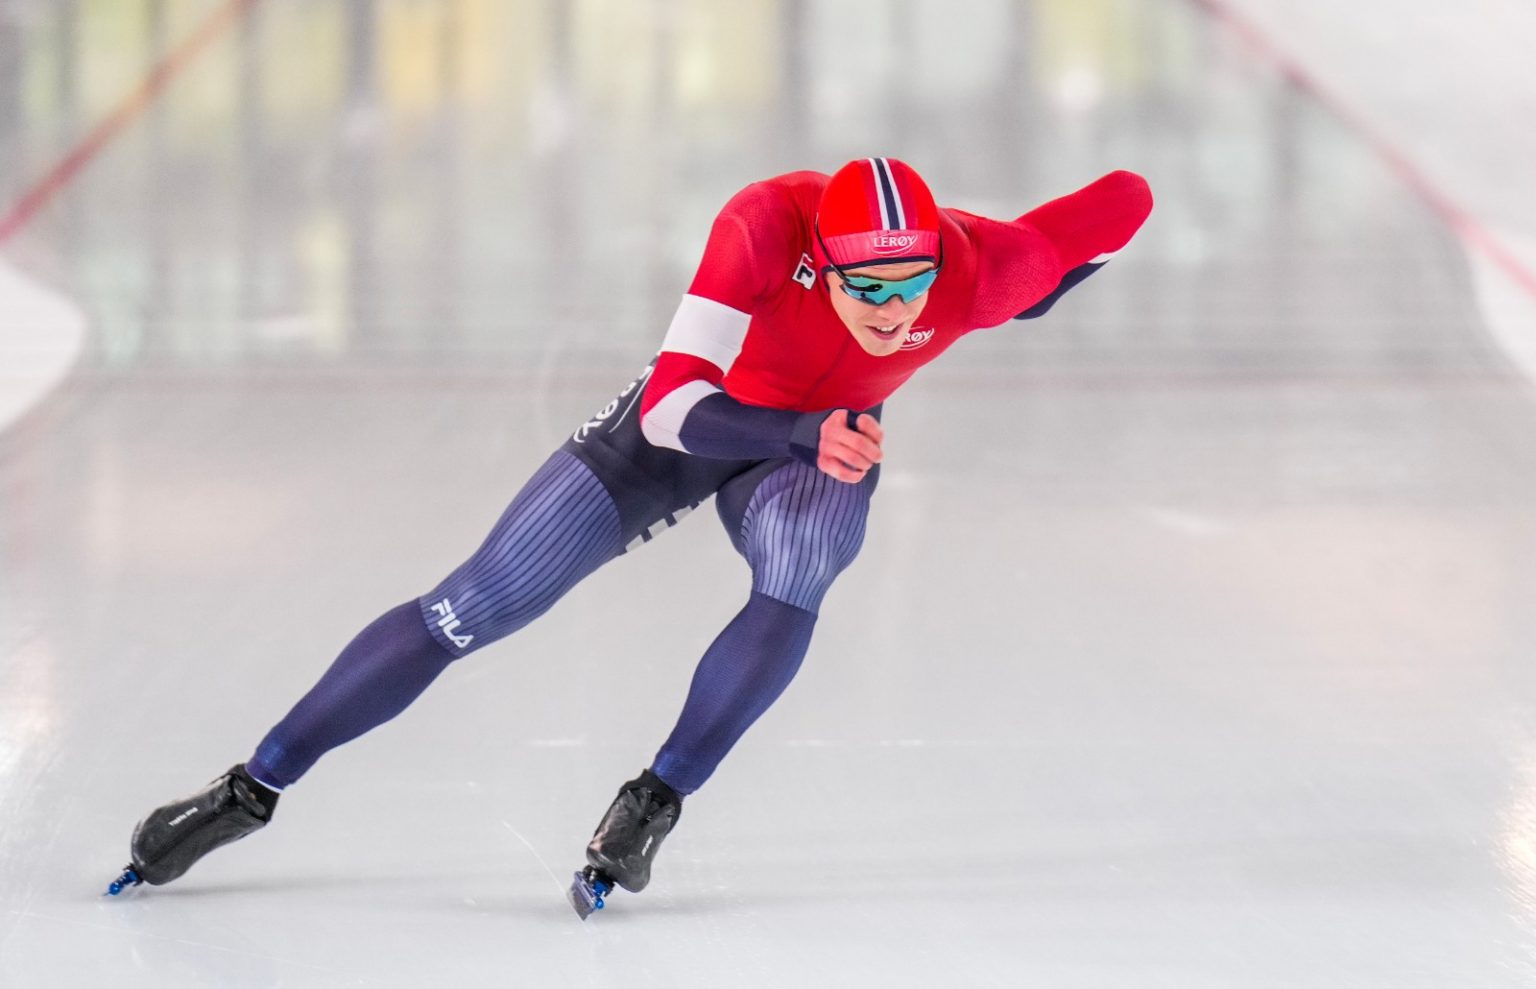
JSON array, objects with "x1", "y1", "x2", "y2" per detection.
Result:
[
  {"x1": 106, "y1": 866, "x2": 143, "y2": 896},
  {"x1": 568, "y1": 870, "x2": 611, "y2": 920}
]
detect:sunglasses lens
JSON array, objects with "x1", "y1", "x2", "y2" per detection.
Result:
[
  {"x1": 846, "y1": 283, "x2": 892, "y2": 304},
  {"x1": 841, "y1": 269, "x2": 938, "y2": 304}
]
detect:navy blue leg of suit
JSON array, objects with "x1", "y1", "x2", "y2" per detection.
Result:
[
  {"x1": 650, "y1": 459, "x2": 874, "y2": 794},
  {"x1": 245, "y1": 450, "x2": 872, "y2": 796},
  {"x1": 246, "y1": 450, "x2": 623, "y2": 790}
]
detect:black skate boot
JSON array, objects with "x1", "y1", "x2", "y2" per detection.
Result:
[
  {"x1": 567, "y1": 769, "x2": 682, "y2": 919},
  {"x1": 106, "y1": 764, "x2": 279, "y2": 895}
]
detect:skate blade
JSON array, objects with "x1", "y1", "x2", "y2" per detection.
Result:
[
  {"x1": 567, "y1": 870, "x2": 609, "y2": 920},
  {"x1": 105, "y1": 866, "x2": 143, "y2": 897}
]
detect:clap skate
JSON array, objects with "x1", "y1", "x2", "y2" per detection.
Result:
[
  {"x1": 567, "y1": 769, "x2": 682, "y2": 919},
  {"x1": 107, "y1": 764, "x2": 279, "y2": 895}
]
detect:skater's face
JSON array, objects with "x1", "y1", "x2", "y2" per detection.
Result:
[{"x1": 825, "y1": 260, "x2": 935, "y2": 357}]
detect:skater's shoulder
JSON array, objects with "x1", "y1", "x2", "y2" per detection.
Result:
[
  {"x1": 742, "y1": 169, "x2": 829, "y2": 199},
  {"x1": 716, "y1": 171, "x2": 824, "y2": 227}
]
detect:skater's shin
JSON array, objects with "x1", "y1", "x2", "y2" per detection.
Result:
[
  {"x1": 246, "y1": 601, "x2": 455, "y2": 789},
  {"x1": 650, "y1": 593, "x2": 817, "y2": 794}
]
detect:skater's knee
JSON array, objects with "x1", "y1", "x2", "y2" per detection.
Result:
[
  {"x1": 748, "y1": 546, "x2": 854, "y2": 612},
  {"x1": 419, "y1": 572, "x2": 556, "y2": 655},
  {"x1": 741, "y1": 476, "x2": 868, "y2": 612},
  {"x1": 420, "y1": 453, "x2": 622, "y2": 654}
]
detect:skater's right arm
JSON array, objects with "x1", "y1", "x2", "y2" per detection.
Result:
[{"x1": 639, "y1": 181, "x2": 872, "y2": 478}]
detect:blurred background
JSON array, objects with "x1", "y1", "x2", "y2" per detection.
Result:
[{"x1": 2, "y1": 1, "x2": 1535, "y2": 987}]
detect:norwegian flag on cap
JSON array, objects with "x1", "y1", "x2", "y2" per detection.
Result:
[{"x1": 816, "y1": 157, "x2": 942, "y2": 269}]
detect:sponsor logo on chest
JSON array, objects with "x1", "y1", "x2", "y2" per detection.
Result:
[
  {"x1": 900, "y1": 327, "x2": 936, "y2": 351},
  {"x1": 792, "y1": 253, "x2": 816, "y2": 289}
]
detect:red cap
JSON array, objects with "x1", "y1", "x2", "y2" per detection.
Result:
[{"x1": 816, "y1": 158, "x2": 941, "y2": 269}]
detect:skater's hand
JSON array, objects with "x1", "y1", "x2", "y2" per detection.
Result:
[{"x1": 816, "y1": 411, "x2": 883, "y2": 483}]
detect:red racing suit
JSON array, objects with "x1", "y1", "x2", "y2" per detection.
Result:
[{"x1": 636, "y1": 169, "x2": 1153, "y2": 462}]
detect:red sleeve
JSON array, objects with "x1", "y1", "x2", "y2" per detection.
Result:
[
  {"x1": 965, "y1": 170, "x2": 1153, "y2": 328},
  {"x1": 1019, "y1": 170, "x2": 1152, "y2": 268}
]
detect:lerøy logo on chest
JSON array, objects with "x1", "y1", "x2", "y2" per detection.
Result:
[{"x1": 900, "y1": 327, "x2": 936, "y2": 351}]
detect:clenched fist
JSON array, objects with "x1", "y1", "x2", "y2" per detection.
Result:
[{"x1": 815, "y1": 411, "x2": 883, "y2": 483}]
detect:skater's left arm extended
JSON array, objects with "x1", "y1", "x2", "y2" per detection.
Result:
[{"x1": 963, "y1": 170, "x2": 1153, "y2": 328}]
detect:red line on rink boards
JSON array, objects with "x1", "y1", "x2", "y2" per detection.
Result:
[{"x1": 0, "y1": 0, "x2": 259, "y2": 245}]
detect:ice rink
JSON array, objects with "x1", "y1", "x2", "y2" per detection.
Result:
[{"x1": 3, "y1": 1, "x2": 1536, "y2": 986}]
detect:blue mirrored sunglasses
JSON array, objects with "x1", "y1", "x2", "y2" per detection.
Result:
[{"x1": 837, "y1": 268, "x2": 940, "y2": 305}]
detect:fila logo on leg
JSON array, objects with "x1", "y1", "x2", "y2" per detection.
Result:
[{"x1": 430, "y1": 598, "x2": 474, "y2": 649}]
